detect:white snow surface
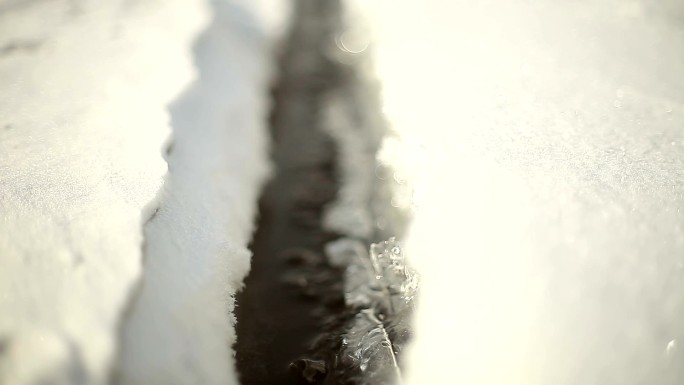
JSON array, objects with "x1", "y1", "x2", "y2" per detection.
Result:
[
  {"x1": 0, "y1": 0, "x2": 287, "y2": 384},
  {"x1": 0, "y1": 1, "x2": 206, "y2": 384},
  {"x1": 364, "y1": 0, "x2": 684, "y2": 384},
  {"x1": 115, "y1": 1, "x2": 287, "y2": 384}
]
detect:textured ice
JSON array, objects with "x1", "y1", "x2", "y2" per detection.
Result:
[
  {"x1": 325, "y1": 238, "x2": 418, "y2": 315},
  {"x1": 324, "y1": 238, "x2": 417, "y2": 385},
  {"x1": 369, "y1": 239, "x2": 419, "y2": 313},
  {"x1": 315, "y1": 2, "x2": 416, "y2": 383},
  {"x1": 341, "y1": 309, "x2": 400, "y2": 383}
]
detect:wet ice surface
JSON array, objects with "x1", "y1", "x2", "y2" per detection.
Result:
[
  {"x1": 266, "y1": 1, "x2": 416, "y2": 383},
  {"x1": 325, "y1": 238, "x2": 417, "y2": 385},
  {"x1": 341, "y1": 309, "x2": 399, "y2": 382},
  {"x1": 368, "y1": 239, "x2": 419, "y2": 313},
  {"x1": 341, "y1": 238, "x2": 418, "y2": 384},
  {"x1": 312, "y1": 2, "x2": 419, "y2": 383},
  {"x1": 362, "y1": 0, "x2": 684, "y2": 384},
  {"x1": 326, "y1": 238, "x2": 418, "y2": 325}
]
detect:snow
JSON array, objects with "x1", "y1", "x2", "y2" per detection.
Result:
[
  {"x1": 114, "y1": 1, "x2": 287, "y2": 384},
  {"x1": 0, "y1": 0, "x2": 287, "y2": 384},
  {"x1": 0, "y1": 1, "x2": 206, "y2": 384},
  {"x1": 365, "y1": 0, "x2": 684, "y2": 384}
]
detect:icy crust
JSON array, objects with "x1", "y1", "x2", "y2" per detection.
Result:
[
  {"x1": 301, "y1": 1, "x2": 416, "y2": 383},
  {"x1": 342, "y1": 309, "x2": 400, "y2": 383},
  {"x1": 0, "y1": 1, "x2": 206, "y2": 384},
  {"x1": 325, "y1": 238, "x2": 417, "y2": 385},
  {"x1": 368, "y1": 239, "x2": 419, "y2": 313},
  {"x1": 326, "y1": 238, "x2": 418, "y2": 316}
]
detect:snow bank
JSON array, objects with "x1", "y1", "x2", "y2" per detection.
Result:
[
  {"x1": 0, "y1": 1, "x2": 206, "y2": 384},
  {"x1": 366, "y1": 0, "x2": 684, "y2": 384},
  {"x1": 114, "y1": 2, "x2": 288, "y2": 385}
]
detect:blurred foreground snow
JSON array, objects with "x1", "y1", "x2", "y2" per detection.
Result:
[{"x1": 364, "y1": 0, "x2": 684, "y2": 384}]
